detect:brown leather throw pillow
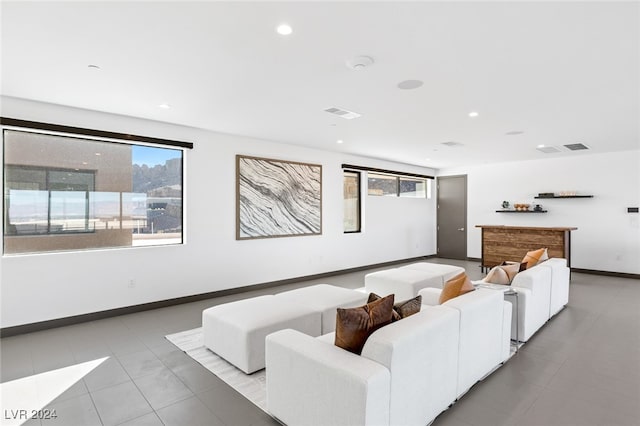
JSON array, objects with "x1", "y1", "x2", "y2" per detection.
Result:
[
  {"x1": 367, "y1": 293, "x2": 422, "y2": 321},
  {"x1": 393, "y1": 295, "x2": 422, "y2": 319},
  {"x1": 335, "y1": 294, "x2": 395, "y2": 354}
]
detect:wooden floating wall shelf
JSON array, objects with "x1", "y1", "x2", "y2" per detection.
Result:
[
  {"x1": 534, "y1": 195, "x2": 594, "y2": 199},
  {"x1": 496, "y1": 210, "x2": 548, "y2": 213}
]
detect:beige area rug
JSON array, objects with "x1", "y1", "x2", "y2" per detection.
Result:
[{"x1": 165, "y1": 328, "x2": 267, "y2": 412}]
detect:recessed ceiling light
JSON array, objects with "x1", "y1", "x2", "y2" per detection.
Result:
[
  {"x1": 336, "y1": 139, "x2": 344, "y2": 144},
  {"x1": 95, "y1": 152, "x2": 101, "y2": 156},
  {"x1": 158, "y1": 103, "x2": 171, "y2": 109},
  {"x1": 81, "y1": 161, "x2": 88, "y2": 165},
  {"x1": 537, "y1": 144, "x2": 545, "y2": 148},
  {"x1": 468, "y1": 111, "x2": 479, "y2": 118},
  {"x1": 276, "y1": 24, "x2": 292, "y2": 35},
  {"x1": 397, "y1": 80, "x2": 423, "y2": 90}
]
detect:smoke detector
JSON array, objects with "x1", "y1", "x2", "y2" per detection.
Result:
[{"x1": 346, "y1": 56, "x2": 374, "y2": 70}]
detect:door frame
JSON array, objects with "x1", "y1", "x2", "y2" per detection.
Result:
[{"x1": 436, "y1": 174, "x2": 468, "y2": 260}]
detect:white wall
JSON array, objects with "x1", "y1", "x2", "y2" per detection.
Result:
[
  {"x1": 438, "y1": 151, "x2": 640, "y2": 274},
  {"x1": 0, "y1": 97, "x2": 437, "y2": 328}
]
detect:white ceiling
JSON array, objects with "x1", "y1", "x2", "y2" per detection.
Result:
[{"x1": 2, "y1": 1, "x2": 639, "y2": 169}]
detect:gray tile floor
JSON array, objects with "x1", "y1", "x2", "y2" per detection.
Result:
[{"x1": 1, "y1": 258, "x2": 639, "y2": 426}]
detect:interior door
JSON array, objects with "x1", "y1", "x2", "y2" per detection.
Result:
[{"x1": 437, "y1": 175, "x2": 467, "y2": 260}]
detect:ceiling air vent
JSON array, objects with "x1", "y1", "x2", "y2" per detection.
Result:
[
  {"x1": 564, "y1": 143, "x2": 590, "y2": 151},
  {"x1": 441, "y1": 141, "x2": 464, "y2": 147},
  {"x1": 536, "y1": 146, "x2": 561, "y2": 154},
  {"x1": 324, "y1": 107, "x2": 361, "y2": 120}
]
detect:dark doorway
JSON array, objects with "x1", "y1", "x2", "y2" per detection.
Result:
[{"x1": 437, "y1": 175, "x2": 467, "y2": 260}]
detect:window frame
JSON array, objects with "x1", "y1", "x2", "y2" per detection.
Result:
[
  {"x1": 2, "y1": 118, "x2": 193, "y2": 256},
  {"x1": 341, "y1": 163, "x2": 433, "y2": 201},
  {"x1": 343, "y1": 170, "x2": 362, "y2": 233},
  {"x1": 4, "y1": 164, "x2": 96, "y2": 236},
  {"x1": 399, "y1": 175, "x2": 429, "y2": 198},
  {"x1": 367, "y1": 172, "x2": 430, "y2": 199},
  {"x1": 367, "y1": 171, "x2": 399, "y2": 197}
]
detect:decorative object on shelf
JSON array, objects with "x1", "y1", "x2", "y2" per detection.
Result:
[{"x1": 496, "y1": 201, "x2": 547, "y2": 213}]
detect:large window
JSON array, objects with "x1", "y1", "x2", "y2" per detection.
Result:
[
  {"x1": 343, "y1": 170, "x2": 361, "y2": 233},
  {"x1": 3, "y1": 128, "x2": 186, "y2": 255}
]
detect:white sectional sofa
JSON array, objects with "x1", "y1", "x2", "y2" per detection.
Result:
[
  {"x1": 419, "y1": 288, "x2": 512, "y2": 397},
  {"x1": 265, "y1": 288, "x2": 512, "y2": 426},
  {"x1": 475, "y1": 258, "x2": 570, "y2": 342},
  {"x1": 537, "y1": 258, "x2": 570, "y2": 317}
]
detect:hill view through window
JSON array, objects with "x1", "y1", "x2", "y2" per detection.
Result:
[{"x1": 3, "y1": 129, "x2": 184, "y2": 255}]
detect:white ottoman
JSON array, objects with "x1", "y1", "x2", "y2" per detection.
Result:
[
  {"x1": 202, "y1": 295, "x2": 321, "y2": 374},
  {"x1": 275, "y1": 284, "x2": 368, "y2": 334},
  {"x1": 399, "y1": 263, "x2": 466, "y2": 286},
  {"x1": 365, "y1": 268, "x2": 443, "y2": 301}
]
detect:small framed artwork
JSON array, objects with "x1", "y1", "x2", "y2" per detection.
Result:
[{"x1": 236, "y1": 155, "x2": 322, "y2": 240}]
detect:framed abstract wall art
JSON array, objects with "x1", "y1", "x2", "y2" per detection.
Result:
[{"x1": 236, "y1": 155, "x2": 322, "y2": 240}]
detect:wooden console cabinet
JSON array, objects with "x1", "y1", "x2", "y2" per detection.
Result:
[{"x1": 476, "y1": 225, "x2": 577, "y2": 268}]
